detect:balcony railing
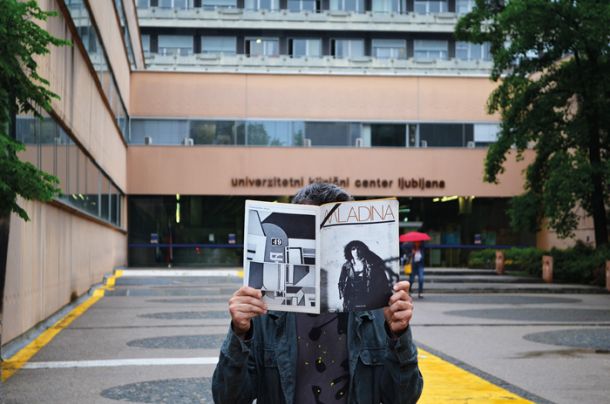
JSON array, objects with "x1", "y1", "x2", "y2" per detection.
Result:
[
  {"x1": 143, "y1": 53, "x2": 493, "y2": 76},
  {"x1": 137, "y1": 7, "x2": 458, "y2": 32}
]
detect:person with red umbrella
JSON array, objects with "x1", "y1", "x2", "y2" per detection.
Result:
[{"x1": 399, "y1": 232, "x2": 431, "y2": 299}]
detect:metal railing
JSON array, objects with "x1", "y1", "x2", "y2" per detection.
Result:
[
  {"x1": 137, "y1": 7, "x2": 458, "y2": 32},
  {"x1": 143, "y1": 53, "x2": 493, "y2": 76}
]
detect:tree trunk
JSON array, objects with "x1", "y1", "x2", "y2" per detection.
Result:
[
  {"x1": 0, "y1": 213, "x2": 10, "y2": 381},
  {"x1": 586, "y1": 98, "x2": 609, "y2": 248}
]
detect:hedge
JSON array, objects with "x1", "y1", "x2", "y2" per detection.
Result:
[{"x1": 468, "y1": 242, "x2": 610, "y2": 286}]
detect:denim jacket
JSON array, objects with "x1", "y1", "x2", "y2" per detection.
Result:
[{"x1": 212, "y1": 310, "x2": 424, "y2": 403}]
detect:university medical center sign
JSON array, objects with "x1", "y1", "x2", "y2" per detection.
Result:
[{"x1": 230, "y1": 176, "x2": 446, "y2": 193}]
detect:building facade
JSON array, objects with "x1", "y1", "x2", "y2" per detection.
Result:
[{"x1": 4, "y1": 0, "x2": 588, "y2": 344}]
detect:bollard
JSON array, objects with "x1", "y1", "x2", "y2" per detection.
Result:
[
  {"x1": 606, "y1": 261, "x2": 610, "y2": 292},
  {"x1": 495, "y1": 250, "x2": 505, "y2": 275},
  {"x1": 542, "y1": 255, "x2": 553, "y2": 283}
]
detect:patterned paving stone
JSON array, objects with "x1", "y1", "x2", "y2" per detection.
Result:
[
  {"x1": 105, "y1": 289, "x2": 222, "y2": 297},
  {"x1": 138, "y1": 311, "x2": 229, "y2": 320},
  {"x1": 523, "y1": 328, "x2": 610, "y2": 351},
  {"x1": 146, "y1": 297, "x2": 229, "y2": 304},
  {"x1": 445, "y1": 308, "x2": 610, "y2": 322},
  {"x1": 126, "y1": 334, "x2": 226, "y2": 349},
  {"x1": 100, "y1": 377, "x2": 213, "y2": 403},
  {"x1": 115, "y1": 277, "x2": 237, "y2": 286},
  {"x1": 420, "y1": 296, "x2": 581, "y2": 305}
]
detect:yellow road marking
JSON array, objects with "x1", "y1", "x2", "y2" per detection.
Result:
[
  {"x1": 1, "y1": 271, "x2": 123, "y2": 382},
  {"x1": 418, "y1": 349, "x2": 533, "y2": 403}
]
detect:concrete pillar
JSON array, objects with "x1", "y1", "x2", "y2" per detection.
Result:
[
  {"x1": 606, "y1": 260, "x2": 610, "y2": 292},
  {"x1": 542, "y1": 255, "x2": 553, "y2": 283},
  {"x1": 495, "y1": 250, "x2": 505, "y2": 275}
]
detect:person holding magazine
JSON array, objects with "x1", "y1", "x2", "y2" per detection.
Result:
[{"x1": 212, "y1": 182, "x2": 423, "y2": 403}]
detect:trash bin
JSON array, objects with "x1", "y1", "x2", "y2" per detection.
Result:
[
  {"x1": 542, "y1": 255, "x2": 553, "y2": 283},
  {"x1": 495, "y1": 250, "x2": 505, "y2": 275}
]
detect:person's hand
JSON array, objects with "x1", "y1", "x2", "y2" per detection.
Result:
[
  {"x1": 383, "y1": 281, "x2": 414, "y2": 336},
  {"x1": 229, "y1": 286, "x2": 267, "y2": 337}
]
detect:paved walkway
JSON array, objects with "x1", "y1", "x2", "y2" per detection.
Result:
[{"x1": 2, "y1": 268, "x2": 609, "y2": 403}]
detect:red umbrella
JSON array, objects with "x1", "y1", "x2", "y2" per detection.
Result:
[{"x1": 399, "y1": 231, "x2": 431, "y2": 243}]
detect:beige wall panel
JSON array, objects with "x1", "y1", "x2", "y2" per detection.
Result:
[
  {"x1": 128, "y1": 147, "x2": 531, "y2": 197},
  {"x1": 70, "y1": 54, "x2": 94, "y2": 150},
  {"x1": 131, "y1": 73, "x2": 248, "y2": 118},
  {"x1": 123, "y1": 0, "x2": 145, "y2": 70},
  {"x1": 416, "y1": 77, "x2": 495, "y2": 121},
  {"x1": 29, "y1": 1, "x2": 128, "y2": 191},
  {"x1": 87, "y1": 0, "x2": 131, "y2": 106},
  {"x1": 536, "y1": 214, "x2": 596, "y2": 250},
  {"x1": 130, "y1": 73, "x2": 498, "y2": 122},
  {"x1": 3, "y1": 201, "x2": 127, "y2": 344}
]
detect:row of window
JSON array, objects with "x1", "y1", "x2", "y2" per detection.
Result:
[
  {"x1": 137, "y1": 0, "x2": 476, "y2": 15},
  {"x1": 130, "y1": 119, "x2": 499, "y2": 148},
  {"x1": 114, "y1": 0, "x2": 137, "y2": 69},
  {"x1": 63, "y1": 0, "x2": 129, "y2": 139},
  {"x1": 16, "y1": 116, "x2": 124, "y2": 227},
  {"x1": 143, "y1": 34, "x2": 491, "y2": 61}
]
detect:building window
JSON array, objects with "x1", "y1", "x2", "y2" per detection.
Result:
[
  {"x1": 456, "y1": 0, "x2": 475, "y2": 16},
  {"x1": 201, "y1": 36, "x2": 237, "y2": 55},
  {"x1": 158, "y1": 0, "x2": 191, "y2": 9},
  {"x1": 244, "y1": 0, "x2": 280, "y2": 11},
  {"x1": 142, "y1": 34, "x2": 151, "y2": 56},
  {"x1": 372, "y1": 0, "x2": 404, "y2": 14},
  {"x1": 413, "y1": 39, "x2": 448, "y2": 60},
  {"x1": 290, "y1": 38, "x2": 322, "y2": 58},
  {"x1": 419, "y1": 123, "x2": 473, "y2": 147},
  {"x1": 330, "y1": 0, "x2": 364, "y2": 13},
  {"x1": 246, "y1": 37, "x2": 279, "y2": 57},
  {"x1": 202, "y1": 0, "x2": 237, "y2": 9},
  {"x1": 332, "y1": 39, "x2": 365, "y2": 59},
  {"x1": 372, "y1": 39, "x2": 406, "y2": 59},
  {"x1": 414, "y1": 0, "x2": 448, "y2": 14},
  {"x1": 456, "y1": 41, "x2": 491, "y2": 61},
  {"x1": 137, "y1": 0, "x2": 150, "y2": 8},
  {"x1": 16, "y1": 115, "x2": 124, "y2": 226},
  {"x1": 287, "y1": 0, "x2": 317, "y2": 12},
  {"x1": 158, "y1": 35, "x2": 193, "y2": 56},
  {"x1": 474, "y1": 123, "x2": 499, "y2": 146}
]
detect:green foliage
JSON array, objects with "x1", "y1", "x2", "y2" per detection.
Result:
[
  {"x1": 468, "y1": 248, "x2": 543, "y2": 275},
  {"x1": 0, "y1": 134, "x2": 59, "y2": 219},
  {"x1": 456, "y1": 0, "x2": 610, "y2": 246},
  {"x1": 0, "y1": 0, "x2": 70, "y2": 220},
  {"x1": 468, "y1": 244, "x2": 610, "y2": 286},
  {"x1": 467, "y1": 249, "x2": 496, "y2": 269},
  {"x1": 550, "y1": 242, "x2": 610, "y2": 286}
]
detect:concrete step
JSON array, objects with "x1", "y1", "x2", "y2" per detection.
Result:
[
  {"x1": 415, "y1": 282, "x2": 608, "y2": 294},
  {"x1": 423, "y1": 275, "x2": 542, "y2": 284}
]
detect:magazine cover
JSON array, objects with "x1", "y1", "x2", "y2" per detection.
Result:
[
  {"x1": 243, "y1": 200, "x2": 321, "y2": 314},
  {"x1": 320, "y1": 199, "x2": 400, "y2": 313}
]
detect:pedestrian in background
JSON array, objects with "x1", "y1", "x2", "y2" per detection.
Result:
[{"x1": 408, "y1": 241, "x2": 425, "y2": 299}]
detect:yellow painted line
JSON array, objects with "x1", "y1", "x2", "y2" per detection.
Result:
[
  {"x1": 418, "y1": 349, "x2": 533, "y2": 403},
  {"x1": 1, "y1": 271, "x2": 123, "y2": 382}
]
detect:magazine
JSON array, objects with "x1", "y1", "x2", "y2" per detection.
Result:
[{"x1": 243, "y1": 198, "x2": 400, "y2": 314}]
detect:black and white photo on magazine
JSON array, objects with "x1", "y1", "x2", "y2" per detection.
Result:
[
  {"x1": 244, "y1": 201, "x2": 320, "y2": 313},
  {"x1": 320, "y1": 199, "x2": 400, "y2": 313}
]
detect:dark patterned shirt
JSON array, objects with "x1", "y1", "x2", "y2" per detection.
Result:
[{"x1": 295, "y1": 313, "x2": 349, "y2": 403}]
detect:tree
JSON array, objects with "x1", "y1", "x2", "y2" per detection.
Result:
[
  {"x1": 456, "y1": 0, "x2": 609, "y2": 247},
  {"x1": 0, "y1": 0, "x2": 69, "y2": 370}
]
